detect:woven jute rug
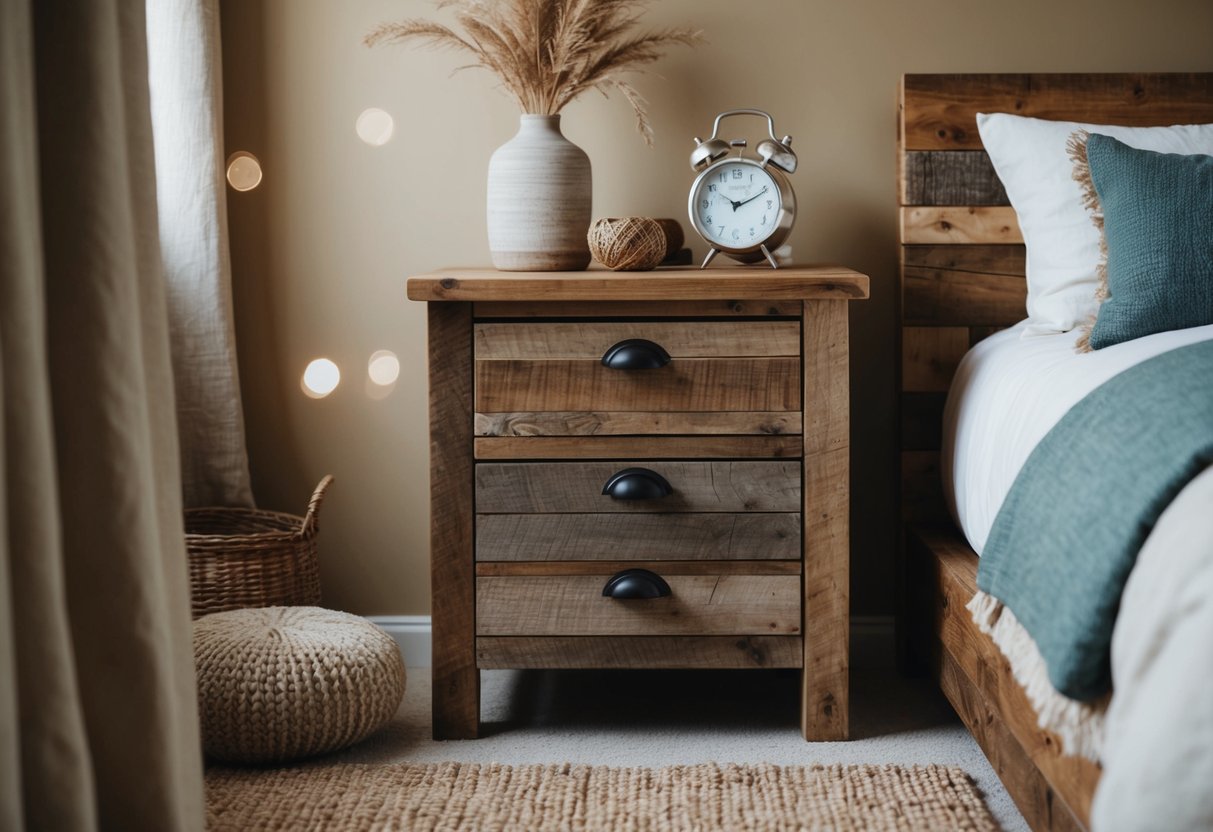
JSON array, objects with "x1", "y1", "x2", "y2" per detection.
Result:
[{"x1": 206, "y1": 761, "x2": 1000, "y2": 831}]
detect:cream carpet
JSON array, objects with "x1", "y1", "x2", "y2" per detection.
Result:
[
  {"x1": 316, "y1": 646, "x2": 1028, "y2": 831},
  {"x1": 207, "y1": 761, "x2": 999, "y2": 831}
]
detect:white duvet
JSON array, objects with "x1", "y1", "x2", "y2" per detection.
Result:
[{"x1": 941, "y1": 322, "x2": 1213, "y2": 832}]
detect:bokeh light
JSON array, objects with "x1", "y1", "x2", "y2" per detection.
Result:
[
  {"x1": 356, "y1": 108, "x2": 395, "y2": 146},
  {"x1": 226, "y1": 151, "x2": 263, "y2": 191},
  {"x1": 301, "y1": 358, "x2": 340, "y2": 398},
  {"x1": 367, "y1": 350, "x2": 400, "y2": 386}
]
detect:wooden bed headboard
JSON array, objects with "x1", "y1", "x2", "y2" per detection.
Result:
[{"x1": 896, "y1": 73, "x2": 1213, "y2": 525}]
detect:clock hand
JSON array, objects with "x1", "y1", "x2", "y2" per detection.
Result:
[{"x1": 734, "y1": 186, "x2": 769, "y2": 209}]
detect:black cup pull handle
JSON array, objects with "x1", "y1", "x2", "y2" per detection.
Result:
[
  {"x1": 601, "y1": 339, "x2": 671, "y2": 370},
  {"x1": 601, "y1": 467, "x2": 673, "y2": 500},
  {"x1": 602, "y1": 569, "x2": 672, "y2": 599}
]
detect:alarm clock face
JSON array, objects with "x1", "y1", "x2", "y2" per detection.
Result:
[{"x1": 689, "y1": 159, "x2": 791, "y2": 252}]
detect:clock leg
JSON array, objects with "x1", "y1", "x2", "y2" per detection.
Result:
[
  {"x1": 760, "y1": 244, "x2": 779, "y2": 269},
  {"x1": 699, "y1": 247, "x2": 720, "y2": 269}
]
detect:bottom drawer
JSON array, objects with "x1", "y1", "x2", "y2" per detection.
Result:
[
  {"x1": 476, "y1": 635, "x2": 803, "y2": 669},
  {"x1": 476, "y1": 573, "x2": 801, "y2": 636}
]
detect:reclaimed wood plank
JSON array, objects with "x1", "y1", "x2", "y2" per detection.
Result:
[
  {"x1": 902, "y1": 73, "x2": 1213, "y2": 151},
  {"x1": 476, "y1": 513, "x2": 802, "y2": 561},
  {"x1": 911, "y1": 526, "x2": 1101, "y2": 828},
  {"x1": 801, "y1": 300, "x2": 850, "y2": 741},
  {"x1": 903, "y1": 244, "x2": 1025, "y2": 276},
  {"x1": 473, "y1": 299, "x2": 804, "y2": 318},
  {"x1": 474, "y1": 321, "x2": 800, "y2": 359},
  {"x1": 475, "y1": 410, "x2": 803, "y2": 437},
  {"x1": 939, "y1": 652, "x2": 1085, "y2": 832},
  {"x1": 476, "y1": 574, "x2": 802, "y2": 636},
  {"x1": 901, "y1": 206, "x2": 1022, "y2": 245},
  {"x1": 902, "y1": 327, "x2": 970, "y2": 392},
  {"x1": 407, "y1": 266, "x2": 870, "y2": 302},
  {"x1": 902, "y1": 151, "x2": 1008, "y2": 206},
  {"x1": 475, "y1": 460, "x2": 801, "y2": 514},
  {"x1": 475, "y1": 560, "x2": 802, "y2": 576},
  {"x1": 476, "y1": 635, "x2": 803, "y2": 669},
  {"x1": 427, "y1": 302, "x2": 479, "y2": 739},
  {"x1": 903, "y1": 266, "x2": 1025, "y2": 326},
  {"x1": 473, "y1": 435, "x2": 802, "y2": 460},
  {"x1": 475, "y1": 358, "x2": 801, "y2": 412}
]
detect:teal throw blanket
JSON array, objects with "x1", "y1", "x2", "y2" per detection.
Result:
[{"x1": 977, "y1": 339, "x2": 1213, "y2": 700}]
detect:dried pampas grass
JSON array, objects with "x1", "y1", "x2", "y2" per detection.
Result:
[{"x1": 365, "y1": 0, "x2": 701, "y2": 145}]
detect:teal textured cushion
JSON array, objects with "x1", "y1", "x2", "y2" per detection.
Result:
[{"x1": 1087, "y1": 134, "x2": 1213, "y2": 350}]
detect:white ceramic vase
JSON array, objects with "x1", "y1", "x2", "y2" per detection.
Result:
[{"x1": 487, "y1": 114, "x2": 592, "y2": 271}]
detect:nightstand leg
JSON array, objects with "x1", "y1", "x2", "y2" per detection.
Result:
[
  {"x1": 428, "y1": 302, "x2": 480, "y2": 739},
  {"x1": 801, "y1": 300, "x2": 850, "y2": 741}
]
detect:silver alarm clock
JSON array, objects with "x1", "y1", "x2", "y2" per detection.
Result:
[{"x1": 687, "y1": 109, "x2": 797, "y2": 269}]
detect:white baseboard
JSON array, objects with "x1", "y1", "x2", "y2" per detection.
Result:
[
  {"x1": 368, "y1": 615, "x2": 432, "y2": 669},
  {"x1": 371, "y1": 615, "x2": 894, "y2": 671}
]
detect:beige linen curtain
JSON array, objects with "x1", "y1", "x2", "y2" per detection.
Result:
[
  {"x1": 0, "y1": 0, "x2": 204, "y2": 829},
  {"x1": 147, "y1": 0, "x2": 254, "y2": 509}
]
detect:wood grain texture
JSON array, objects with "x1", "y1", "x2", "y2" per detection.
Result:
[
  {"x1": 474, "y1": 321, "x2": 800, "y2": 359},
  {"x1": 476, "y1": 513, "x2": 802, "y2": 561},
  {"x1": 476, "y1": 635, "x2": 803, "y2": 669},
  {"x1": 901, "y1": 327, "x2": 969, "y2": 392},
  {"x1": 473, "y1": 299, "x2": 804, "y2": 318},
  {"x1": 476, "y1": 575, "x2": 802, "y2": 636},
  {"x1": 909, "y1": 526, "x2": 1100, "y2": 829},
  {"x1": 902, "y1": 151, "x2": 1008, "y2": 206},
  {"x1": 407, "y1": 265, "x2": 870, "y2": 302},
  {"x1": 475, "y1": 411, "x2": 803, "y2": 437},
  {"x1": 902, "y1": 72, "x2": 1213, "y2": 151},
  {"x1": 473, "y1": 435, "x2": 802, "y2": 460},
  {"x1": 801, "y1": 300, "x2": 850, "y2": 741},
  {"x1": 426, "y1": 302, "x2": 479, "y2": 739},
  {"x1": 903, "y1": 244, "x2": 1026, "y2": 276},
  {"x1": 939, "y1": 652, "x2": 1085, "y2": 832},
  {"x1": 903, "y1": 267, "x2": 1025, "y2": 326},
  {"x1": 475, "y1": 461, "x2": 802, "y2": 514},
  {"x1": 475, "y1": 358, "x2": 801, "y2": 412},
  {"x1": 476, "y1": 560, "x2": 802, "y2": 576},
  {"x1": 900, "y1": 207, "x2": 1022, "y2": 245}
]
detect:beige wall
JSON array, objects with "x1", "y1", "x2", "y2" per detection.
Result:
[{"x1": 220, "y1": 0, "x2": 1213, "y2": 617}]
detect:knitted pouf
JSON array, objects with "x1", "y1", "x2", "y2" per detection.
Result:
[{"x1": 194, "y1": 606, "x2": 406, "y2": 764}]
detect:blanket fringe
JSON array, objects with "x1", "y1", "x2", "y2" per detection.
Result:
[
  {"x1": 1067, "y1": 129, "x2": 1108, "y2": 354},
  {"x1": 967, "y1": 591, "x2": 1108, "y2": 761}
]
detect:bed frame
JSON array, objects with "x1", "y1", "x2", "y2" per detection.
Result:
[{"x1": 897, "y1": 73, "x2": 1213, "y2": 832}]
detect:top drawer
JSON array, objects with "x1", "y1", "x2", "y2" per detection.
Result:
[{"x1": 474, "y1": 321, "x2": 801, "y2": 415}]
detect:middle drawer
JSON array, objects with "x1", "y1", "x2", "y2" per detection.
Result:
[{"x1": 475, "y1": 460, "x2": 802, "y2": 514}]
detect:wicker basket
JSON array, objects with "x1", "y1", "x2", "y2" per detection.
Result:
[{"x1": 185, "y1": 476, "x2": 333, "y2": 619}]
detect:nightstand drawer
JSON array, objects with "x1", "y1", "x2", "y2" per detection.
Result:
[
  {"x1": 475, "y1": 513, "x2": 802, "y2": 561},
  {"x1": 475, "y1": 460, "x2": 801, "y2": 514},
  {"x1": 473, "y1": 320, "x2": 801, "y2": 419},
  {"x1": 474, "y1": 321, "x2": 800, "y2": 359},
  {"x1": 476, "y1": 573, "x2": 802, "y2": 636}
]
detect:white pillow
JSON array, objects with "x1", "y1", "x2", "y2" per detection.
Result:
[{"x1": 976, "y1": 113, "x2": 1213, "y2": 336}]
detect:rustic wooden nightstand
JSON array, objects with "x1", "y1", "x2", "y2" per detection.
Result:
[{"x1": 406, "y1": 266, "x2": 868, "y2": 741}]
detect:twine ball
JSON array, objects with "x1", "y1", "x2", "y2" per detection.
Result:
[
  {"x1": 588, "y1": 217, "x2": 667, "y2": 271},
  {"x1": 654, "y1": 218, "x2": 684, "y2": 259},
  {"x1": 194, "y1": 606, "x2": 406, "y2": 764}
]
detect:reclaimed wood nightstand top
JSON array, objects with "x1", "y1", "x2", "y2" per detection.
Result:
[{"x1": 406, "y1": 264, "x2": 869, "y2": 302}]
